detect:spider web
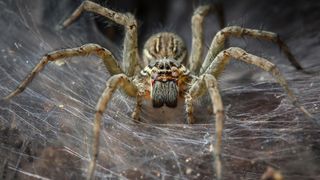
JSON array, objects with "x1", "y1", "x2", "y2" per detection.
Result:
[{"x1": 0, "y1": 0, "x2": 320, "y2": 179}]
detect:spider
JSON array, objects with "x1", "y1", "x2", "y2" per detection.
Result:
[{"x1": 3, "y1": 1, "x2": 312, "y2": 180}]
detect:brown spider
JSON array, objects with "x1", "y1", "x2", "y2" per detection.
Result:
[{"x1": 3, "y1": 1, "x2": 312, "y2": 180}]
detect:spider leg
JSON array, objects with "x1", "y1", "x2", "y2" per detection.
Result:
[
  {"x1": 189, "y1": 4, "x2": 226, "y2": 73},
  {"x1": 131, "y1": 94, "x2": 142, "y2": 121},
  {"x1": 88, "y1": 74, "x2": 137, "y2": 180},
  {"x1": 62, "y1": 0, "x2": 140, "y2": 76},
  {"x1": 185, "y1": 74, "x2": 224, "y2": 180},
  {"x1": 3, "y1": 43, "x2": 123, "y2": 100},
  {"x1": 200, "y1": 26, "x2": 304, "y2": 74},
  {"x1": 204, "y1": 47, "x2": 312, "y2": 117}
]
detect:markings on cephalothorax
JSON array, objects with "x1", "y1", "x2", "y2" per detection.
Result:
[{"x1": 155, "y1": 35, "x2": 160, "y2": 53}]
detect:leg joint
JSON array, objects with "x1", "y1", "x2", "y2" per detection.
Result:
[
  {"x1": 220, "y1": 26, "x2": 241, "y2": 35},
  {"x1": 125, "y1": 14, "x2": 137, "y2": 30},
  {"x1": 82, "y1": 0, "x2": 93, "y2": 8},
  {"x1": 96, "y1": 109, "x2": 104, "y2": 115}
]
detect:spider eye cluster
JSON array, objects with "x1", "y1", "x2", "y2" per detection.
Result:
[{"x1": 140, "y1": 59, "x2": 189, "y2": 79}]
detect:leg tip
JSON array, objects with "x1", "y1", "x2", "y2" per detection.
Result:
[
  {"x1": 299, "y1": 106, "x2": 313, "y2": 118},
  {"x1": 131, "y1": 112, "x2": 141, "y2": 122},
  {"x1": 187, "y1": 116, "x2": 196, "y2": 124},
  {"x1": 86, "y1": 161, "x2": 96, "y2": 180},
  {"x1": 2, "y1": 95, "x2": 12, "y2": 101},
  {"x1": 55, "y1": 24, "x2": 64, "y2": 31}
]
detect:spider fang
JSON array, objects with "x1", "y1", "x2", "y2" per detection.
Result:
[{"x1": 152, "y1": 80, "x2": 178, "y2": 108}]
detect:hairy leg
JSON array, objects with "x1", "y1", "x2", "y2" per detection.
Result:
[
  {"x1": 204, "y1": 47, "x2": 312, "y2": 117},
  {"x1": 62, "y1": 0, "x2": 140, "y2": 76},
  {"x1": 200, "y1": 26, "x2": 304, "y2": 74},
  {"x1": 3, "y1": 43, "x2": 122, "y2": 100},
  {"x1": 189, "y1": 4, "x2": 226, "y2": 74},
  {"x1": 131, "y1": 94, "x2": 142, "y2": 121},
  {"x1": 185, "y1": 74, "x2": 224, "y2": 180},
  {"x1": 88, "y1": 74, "x2": 137, "y2": 180}
]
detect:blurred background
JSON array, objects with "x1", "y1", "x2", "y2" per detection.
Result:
[{"x1": 0, "y1": 0, "x2": 319, "y2": 179}]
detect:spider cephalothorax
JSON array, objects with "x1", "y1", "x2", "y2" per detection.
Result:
[{"x1": 3, "y1": 1, "x2": 312, "y2": 180}]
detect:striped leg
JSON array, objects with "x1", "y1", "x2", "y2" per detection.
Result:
[
  {"x1": 200, "y1": 26, "x2": 304, "y2": 74},
  {"x1": 3, "y1": 43, "x2": 122, "y2": 100},
  {"x1": 204, "y1": 47, "x2": 312, "y2": 118},
  {"x1": 88, "y1": 74, "x2": 137, "y2": 180},
  {"x1": 62, "y1": 0, "x2": 140, "y2": 76},
  {"x1": 189, "y1": 4, "x2": 226, "y2": 74},
  {"x1": 185, "y1": 74, "x2": 224, "y2": 180}
]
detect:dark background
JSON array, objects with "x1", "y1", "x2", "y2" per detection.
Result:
[{"x1": 0, "y1": 0, "x2": 319, "y2": 179}]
